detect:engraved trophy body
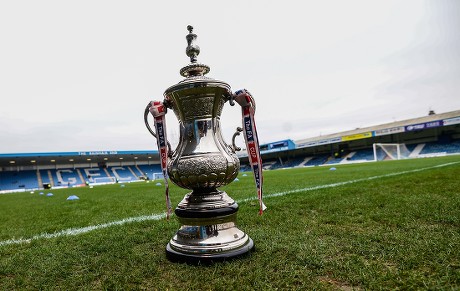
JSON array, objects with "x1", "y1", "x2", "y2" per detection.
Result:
[{"x1": 146, "y1": 26, "x2": 254, "y2": 263}]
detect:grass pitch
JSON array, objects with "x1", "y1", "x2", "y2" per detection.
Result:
[{"x1": 1, "y1": 156, "x2": 460, "y2": 289}]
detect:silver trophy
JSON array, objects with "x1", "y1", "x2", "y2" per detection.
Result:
[{"x1": 145, "y1": 26, "x2": 254, "y2": 263}]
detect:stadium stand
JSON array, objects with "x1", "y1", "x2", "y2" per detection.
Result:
[
  {"x1": 1, "y1": 170, "x2": 39, "y2": 191},
  {"x1": 239, "y1": 165, "x2": 251, "y2": 172},
  {"x1": 56, "y1": 169, "x2": 85, "y2": 186},
  {"x1": 305, "y1": 154, "x2": 330, "y2": 166},
  {"x1": 2, "y1": 110, "x2": 460, "y2": 193},
  {"x1": 137, "y1": 164, "x2": 162, "y2": 179},
  {"x1": 0, "y1": 164, "x2": 166, "y2": 192},
  {"x1": 347, "y1": 148, "x2": 375, "y2": 162},
  {"x1": 108, "y1": 166, "x2": 138, "y2": 182},
  {"x1": 325, "y1": 156, "x2": 344, "y2": 165},
  {"x1": 419, "y1": 140, "x2": 460, "y2": 156},
  {"x1": 262, "y1": 160, "x2": 281, "y2": 170},
  {"x1": 282, "y1": 157, "x2": 309, "y2": 168}
]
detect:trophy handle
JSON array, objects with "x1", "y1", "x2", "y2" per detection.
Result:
[
  {"x1": 144, "y1": 102, "x2": 173, "y2": 156},
  {"x1": 231, "y1": 127, "x2": 243, "y2": 152},
  {"x1": 229, "y1": 89, "x2": 256, "y2": 112},
  {"x1": 229, "y1": 89, "x2": 257, "y2": 154}
]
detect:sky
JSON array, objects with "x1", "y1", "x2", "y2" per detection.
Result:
[{"x1": 1, "y1": 0, "x2": 459, "y2": 153}]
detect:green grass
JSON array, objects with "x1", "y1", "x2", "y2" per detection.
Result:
[{"x1": 1, "y1": 156, "x2": 460, "y2": 290}]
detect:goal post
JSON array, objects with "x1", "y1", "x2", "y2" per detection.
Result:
[
  {"x1": 373, "y1": 143, "x2": 411, "y2": 161},
  {"x1": 152, "y1": 172, "x2": 164, "y2": 181},
  {"x1": 92, "y1": 176, "x2": 117, "y2": 185}
]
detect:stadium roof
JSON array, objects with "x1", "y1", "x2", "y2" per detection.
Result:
[
  {"x1": 295, "y1": 109, "x2": 460, "y2": 146},
  {"x1": 0, "y1": 150, "x2": 158, "y2": 168}
]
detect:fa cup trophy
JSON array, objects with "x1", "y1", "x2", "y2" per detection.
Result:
[{"x1": 144, "y1": 26, "x2": 265, "y2": 263}]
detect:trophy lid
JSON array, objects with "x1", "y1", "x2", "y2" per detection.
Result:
[
  {"x1": 164, "y1": 25, "x2": 231, "y2": 97},
  {"x1": 179, "y1": 25, "x2": 211, "y2": 78}
]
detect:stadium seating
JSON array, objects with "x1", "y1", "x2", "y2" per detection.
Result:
[
  {"x1": 1, "y1": 140, "x2": 459, "y2": 193},
  {"x1": 108, "y1": 166, "x2": 138, "y2": 182},
  {"x1": 56, "y1": 169, "x2": 85, "y2": 186},
  {"x1": 325, "y1": 156, "x2": 344, "y2": 165},
  {"x1": 41, "y1": 169, "x2": 58, "y2": 187},
  {"x1": 137, "y1": 164, "x2": 162, "y2": 179},
  {"x1": 0, "y1": 165, "x2": 164, "y2": 192},
  {"x1": 347, "y1": 149, "x2": 375, "y2": 161},
  {"x1": 239, "y1": 164, "x2": 251, "y2": 172},
  {"x1": 407, "y1": 144, "x2": 418, "y2": 152},
  {"x1": 0, "y1": 170, "x2": 38, "y2": 191},
  {"x1": 419, "y1": 140, "x2": 460, "y2": 155},
  {"x1": 282, "y1": 157, "x2": 310, "y2": 168},
  {"x1": 348, "y1": 144, "x2": 418, "y2": 161},
  {"x1": 262, "y1": 160, "x2": 282, "y2": 170},
  {"x1": 305, "y1": 154, "x2": 330, "y2": 166}
]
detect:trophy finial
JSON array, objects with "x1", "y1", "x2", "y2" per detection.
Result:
[
  {"x1": 186, "y1": 25, "x2": 199, "y2": 63},
  {"x1": 180, "y1": 25, "x2": 210, "y2": 77}
]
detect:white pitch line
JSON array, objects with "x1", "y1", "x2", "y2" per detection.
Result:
[
  {"x1": 0, "y1": 213, "x2": 166, "y2": 247},
  {"x1": 1, "y1": 161, "x2": 458, "y2": 247},
  {"x1": 241, "y1": 161, "x2": 460, "y2": 203}
]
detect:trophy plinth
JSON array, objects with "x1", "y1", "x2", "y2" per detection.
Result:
[{"x1": 166, "y1": 191, "x2": 254, "y2": 263}]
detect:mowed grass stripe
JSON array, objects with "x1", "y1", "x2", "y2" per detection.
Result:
[{"x1": 1, "y1": 160, "x2": 458, "y2": 247}]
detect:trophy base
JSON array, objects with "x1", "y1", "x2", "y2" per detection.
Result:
[
  {"x1": 166, "y1": 237, "x2": 254, "y2": 264},
  {"x1": 165, "y1": 190, "x2": 254, "y2": 264}
]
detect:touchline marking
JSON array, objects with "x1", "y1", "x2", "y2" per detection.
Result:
[
  {"x1": 241, "y1": 161, "x2": 460, "y2": 202},
  {"x1": 0, "y1": 213, "x2": 166, "y2": 247},
  {"x1": 1, "y1": 161, "x2": 458, "y2": 247}
]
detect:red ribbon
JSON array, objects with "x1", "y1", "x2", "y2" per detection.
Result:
[
  {"x1": 234, "y1": 89, "x2": 266, "y2": 215},
  {"x1": 149, "y1": 101, "x2": 172, "y2": 219}
]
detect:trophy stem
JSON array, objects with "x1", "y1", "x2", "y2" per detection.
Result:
[{"x1": 166, "y1": 190, "x2": 254, "y2": 264}]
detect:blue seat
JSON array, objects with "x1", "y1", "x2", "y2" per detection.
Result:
[{"x1": 0, "y1": 170, "x2": 38, "y2": 191}]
